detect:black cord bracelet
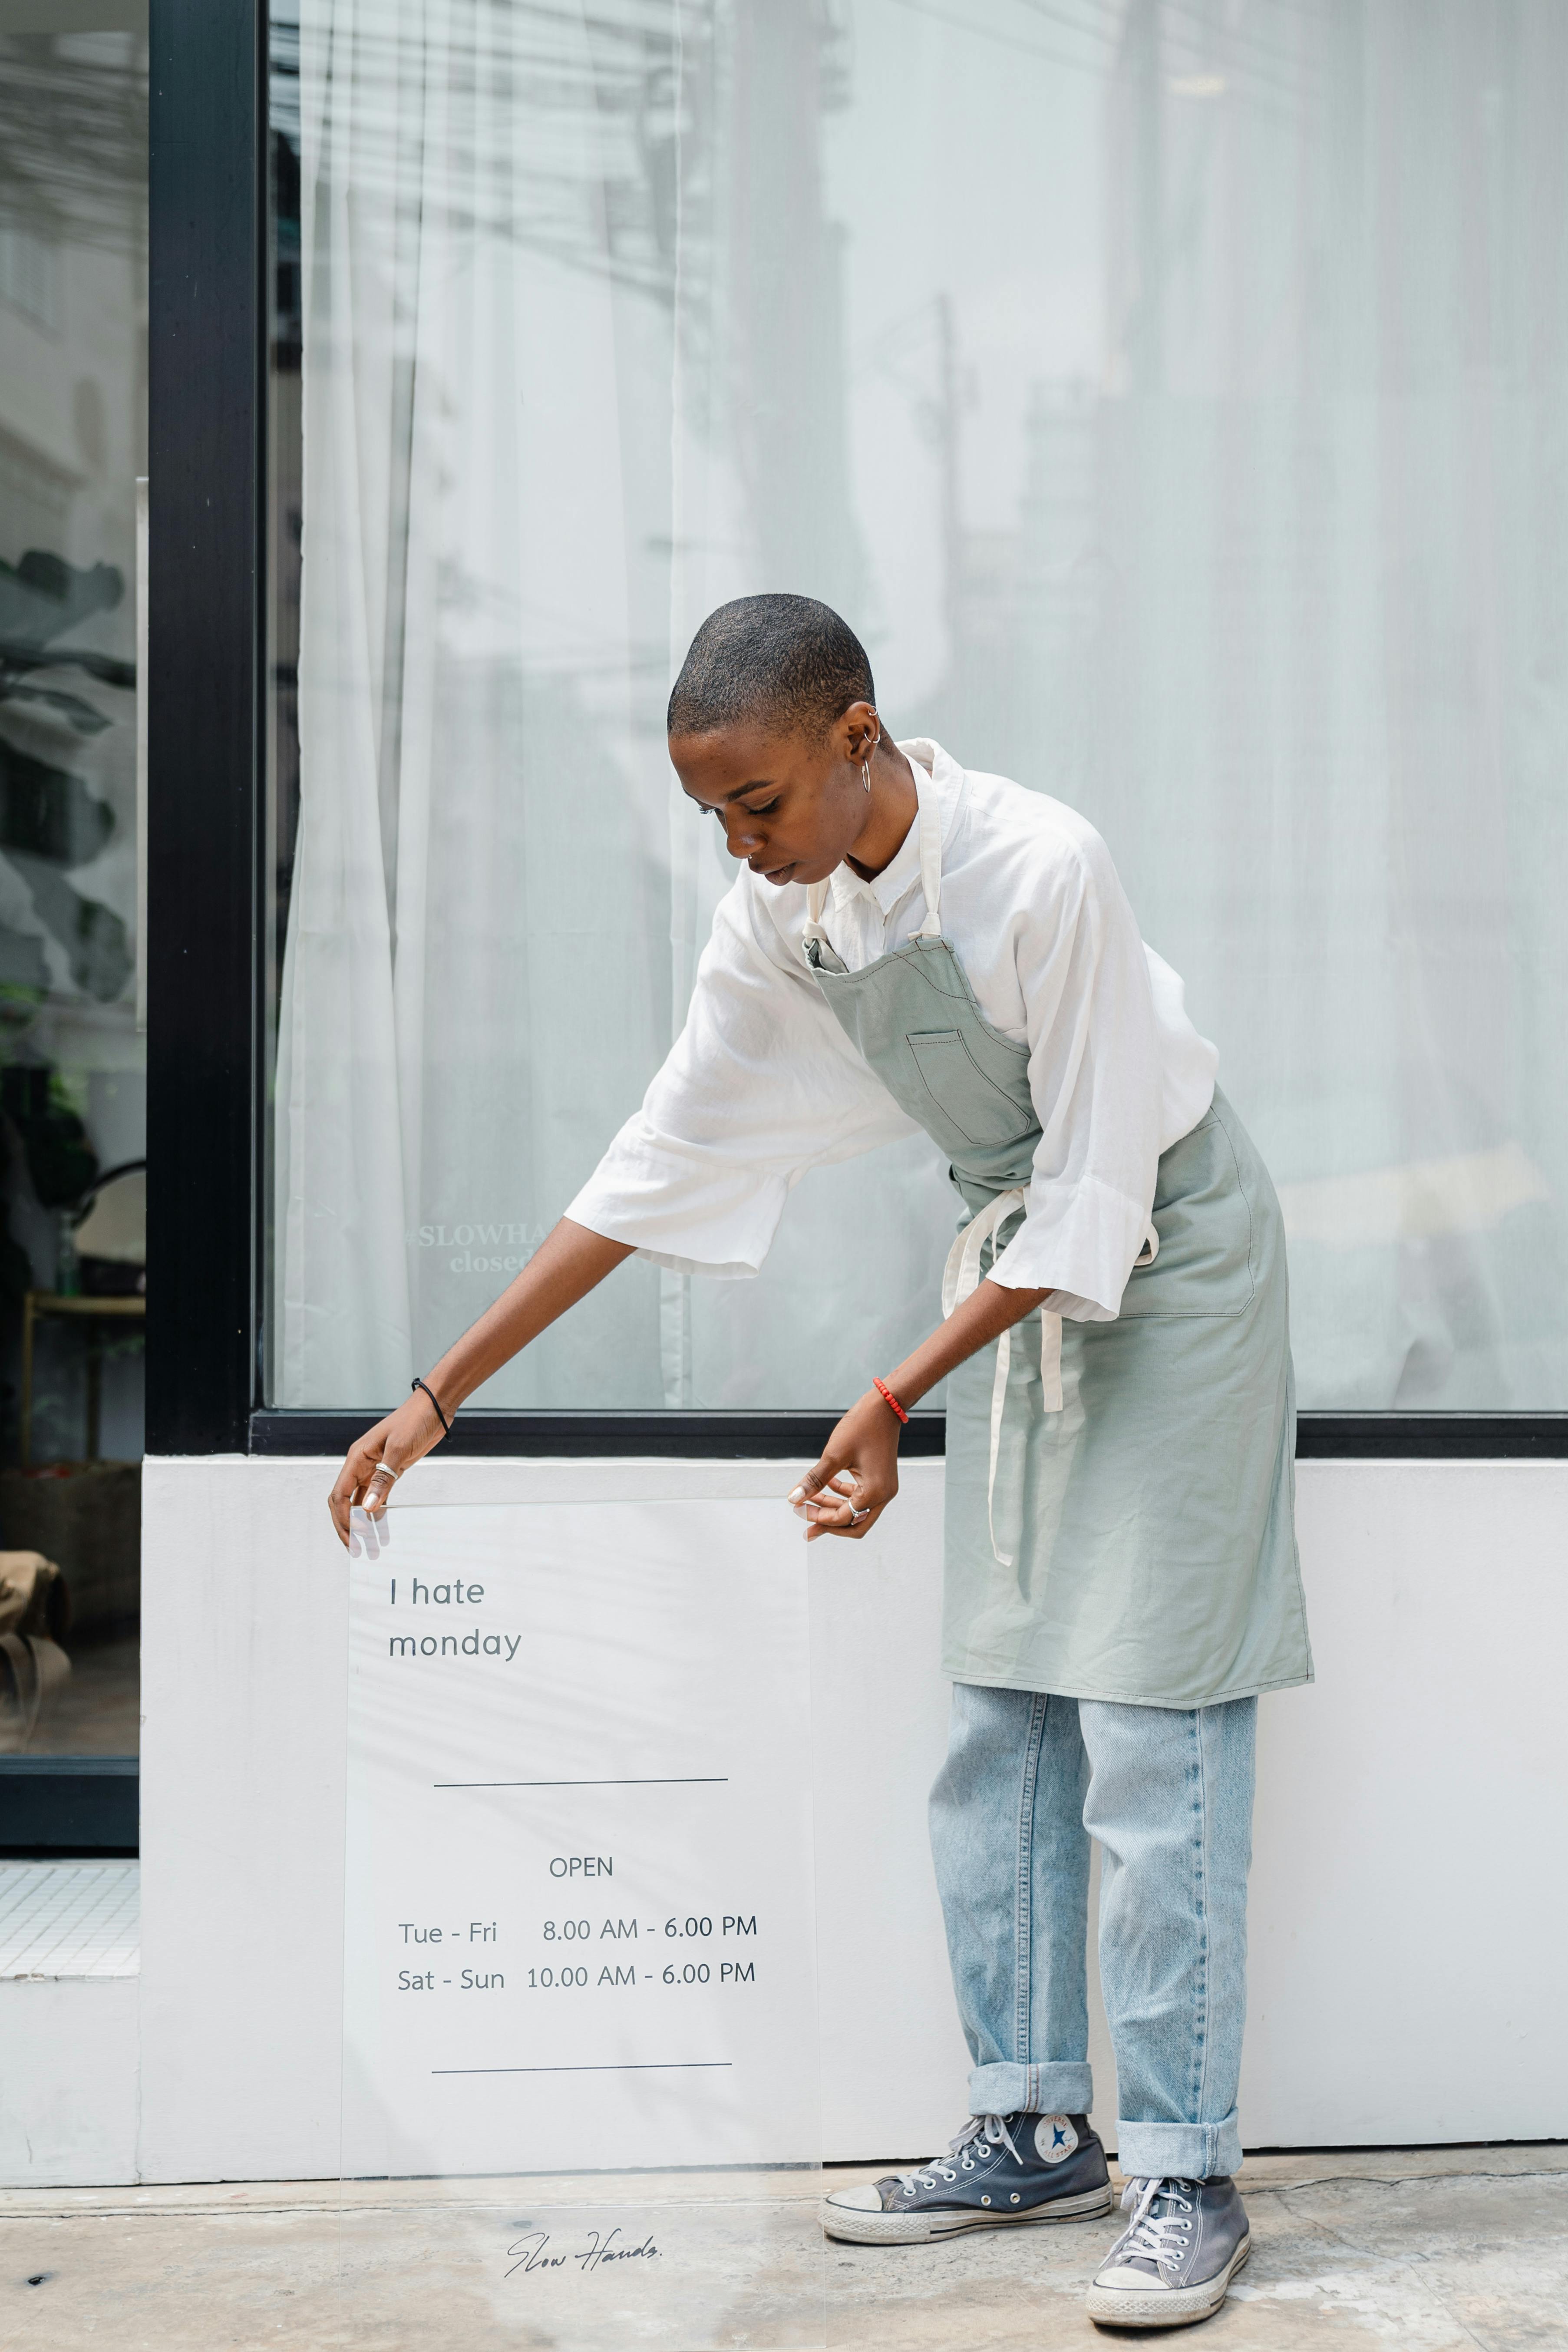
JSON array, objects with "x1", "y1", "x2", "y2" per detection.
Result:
[{"x1": 412, "y1": 1375, "x2": 452, "y2": 1436}]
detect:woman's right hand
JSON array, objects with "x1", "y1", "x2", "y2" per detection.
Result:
[
  {"x1": 325, "y1": 1221, "x2": 634, "y2": 1557},
  {"x1": 329, "y1": 1388, "x2": 449, "y2": 1553}
]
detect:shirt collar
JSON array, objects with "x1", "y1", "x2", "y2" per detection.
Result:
[{"x1": 827, "y1": 739, "x2": 960, "y2": 920}]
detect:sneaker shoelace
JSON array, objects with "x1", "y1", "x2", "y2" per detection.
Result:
[
  {"x1": 1117, "y1": 2175, "x2": 1198, "y2": 2271},
  {"x1": 895, "y1": 2112, "x2": 1023, "y2": 2196}
]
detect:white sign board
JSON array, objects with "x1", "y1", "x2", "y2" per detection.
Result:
[{"x1": 342, "y1": 1499, "x2": 820, "y2": 2177}]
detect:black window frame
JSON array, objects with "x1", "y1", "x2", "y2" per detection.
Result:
[{"x1": 146, "y1": 0, "x2": 1568, "y2": 1470}]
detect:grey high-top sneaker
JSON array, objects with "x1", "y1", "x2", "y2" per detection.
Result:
[
  {"x1": 1086, "y1": 2174, "x2": 1250, "y2": 2327},
  {"x1": 822, "y1": 2112, "x2": 1112, "y2": 2245}
]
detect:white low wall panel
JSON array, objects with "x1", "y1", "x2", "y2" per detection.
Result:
[
  {"x1": 122, "y1": 1454, "x2": 1568, "y2": 2187},
  {"x1": 1241, "y1": 1461, "x2": 1568, "y2": 2148},
  {"x1": 137, "y1": 1456, "x2": 347, "y2": 2187},
  {"x1": 0, "y1": 1978, "x2": 139, "y2": 2186}
]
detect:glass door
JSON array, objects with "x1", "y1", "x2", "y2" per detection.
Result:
[{"x1": 0, "y1": 4, "x2": 146, "y2": 1849}]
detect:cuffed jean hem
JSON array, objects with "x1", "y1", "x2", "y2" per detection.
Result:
[
  {"x1": 968, "y1": 2061, "x2": 1094, "y2": 2117},
  {"x1": 1114, "y1": 2110, "x2": 1243, "y2": 2184}
]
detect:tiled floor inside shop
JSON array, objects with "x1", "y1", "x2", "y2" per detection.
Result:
[
  {"x1": 3, "y1": 2143, "x2": 1565, "y2": 2350},
  {"x1": 0, "y1": 1861, "x2": 138, "y2": 1978}
]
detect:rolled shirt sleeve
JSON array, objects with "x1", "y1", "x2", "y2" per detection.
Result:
[
  {"x1": 986, "y1": 825, "x2": 1188, "y2": 1320},
  {"x1": 564, "y1": 874, "x2": 916, "y2": 1277}
]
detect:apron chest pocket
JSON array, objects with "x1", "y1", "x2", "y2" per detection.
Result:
[{"x1": 906, "y1": 1028, "x2": 1033, "y2": 1149}]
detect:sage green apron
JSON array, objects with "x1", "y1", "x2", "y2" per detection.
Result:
[{"x1": 804, "y1": 785, "x2": 1312, "y2": 1708}]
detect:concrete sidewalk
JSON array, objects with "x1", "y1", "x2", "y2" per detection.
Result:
[{"x1": 4, "y1": 2143, "x2": 1564, "y2": 2348}]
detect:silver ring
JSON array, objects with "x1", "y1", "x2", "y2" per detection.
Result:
[
  {"x1": 850, "y1": 1506, "x2": 870, "y2": 1524},
  {"x1": 369, "y1": 1462, "x2": 398, "y2": 1484}
]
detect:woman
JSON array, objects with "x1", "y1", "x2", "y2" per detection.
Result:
[{"x1": 330, "y1": 594, "x2": 1312, "y2": 2334}]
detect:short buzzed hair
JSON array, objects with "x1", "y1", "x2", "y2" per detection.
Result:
[{"x1": 667, "y1": 594, "x2": 875, "y2": 742}]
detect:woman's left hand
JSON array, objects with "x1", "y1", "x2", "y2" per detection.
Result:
[{"x1": 789, "y1": 1390, "x2": 901, "y2": 1541}]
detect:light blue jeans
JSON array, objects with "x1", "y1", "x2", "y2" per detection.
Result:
[{"x1": 929, "y1": 1684, "x2": 1257, "y2": 2181}]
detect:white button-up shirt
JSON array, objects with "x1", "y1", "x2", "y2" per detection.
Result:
[{"x1": 567, "y1": 740, "x2": 1218, "y2": 1320}]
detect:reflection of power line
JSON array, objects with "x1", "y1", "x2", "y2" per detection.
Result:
[
  {"x1": 1014, "y1": 0, "x2": 1320, "y2": 99},
  {"x1": 272, "y1": 0, "x2": 720, "y2": 310},
  {"x1": 881, "y1": 0, "x2": 1308, "y2": 119},
  {"x1": 1004, "y1": 0, "x2": 1122, "y2": 54},
  {"x1": 277, "y1": 647, "x2": 668, "y2": 685},
  {"x1": 882, "y1": 0, "x2": 1112, "y2": 75},
  {"x1": 271, "y1": 0, "x2": 710, "y2": 56},
  {"x1": 1135, "y1": 0, "x2": 1322, "y2": 86}
]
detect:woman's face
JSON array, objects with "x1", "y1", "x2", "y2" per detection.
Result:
[{"x1": 669, "y1": 703, "x2": 877, "y2": 889}]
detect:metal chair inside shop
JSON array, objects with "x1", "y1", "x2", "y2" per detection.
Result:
[{"x1": 21, "y1": 1161, "x2": 147, "y2": 1467}]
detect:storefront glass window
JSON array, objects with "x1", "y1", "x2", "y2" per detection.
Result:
[
  {"x1": 267, "y1": 0, "x2": 1568, "y2": 1415},
  {"x1": 0, "y1": 10, "x2": 146, "y2": 1766}
]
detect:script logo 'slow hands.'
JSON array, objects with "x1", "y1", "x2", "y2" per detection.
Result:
[{"x1": 504, "y1": 2226, "x2": 660, "y2": 2281}]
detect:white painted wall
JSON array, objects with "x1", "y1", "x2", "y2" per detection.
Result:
[
  {"x1": 16, "y1": 1453, "x2": 1567, "y2": 2187},
  {"x1": 0, "y1": 1978, "x2": 139, "y2": 2186}
]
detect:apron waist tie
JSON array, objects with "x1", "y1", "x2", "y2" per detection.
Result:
[
  {"x1": 940, "y1": 1192, "x2": 1160, "y2": 1569},
  {"x1": 941, "y1": 1189, "x2": 1061, "y2": 1570}
]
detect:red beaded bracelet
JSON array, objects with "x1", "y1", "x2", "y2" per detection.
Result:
[{"x1": 873, "y1": 1376, "x2": 910, "y2": 1425}]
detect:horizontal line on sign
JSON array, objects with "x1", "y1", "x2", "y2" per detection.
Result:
[
  {"x1": 433, "y1": 1777, "x2": 730, "y2": 1790},
  {"x1": 432, "y1": 2061, "x2": 733, "y2": 2075}
]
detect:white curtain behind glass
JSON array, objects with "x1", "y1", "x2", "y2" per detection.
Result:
[
  {"x1": 276, "y1": 0, "x2": 953, "y2": 1407},
  {"x1": 1077, "y1": 0, "x2": 1568, "y2": 1410},
  {"x1": 275, "y1": 0, "x2": 1568, "y2": 1411}
]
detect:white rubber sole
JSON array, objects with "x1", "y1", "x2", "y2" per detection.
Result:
[
  {"x1": 821, "y1": 2181, "x2": 1114, "y2": 2246},
  {"x1": 1086, "y1": 2231, "x2": 1251, "y2": 2328}
]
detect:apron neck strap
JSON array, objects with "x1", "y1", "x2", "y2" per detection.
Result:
[
  {"x1": 804, "y1": 756, "x2": 943, "y2": 943},
  {"x1": 914, "y1": 760, "x2": 943, "y2": 937}
]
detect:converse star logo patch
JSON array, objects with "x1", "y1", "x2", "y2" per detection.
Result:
[{"x1": 1035, "y1": 2115, "x2": 1078, "y2": 2164}]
